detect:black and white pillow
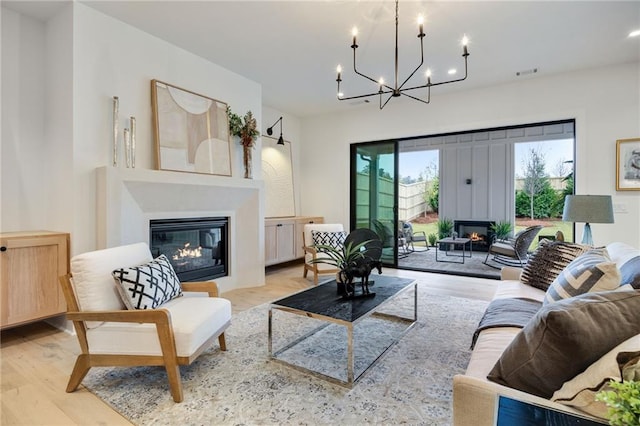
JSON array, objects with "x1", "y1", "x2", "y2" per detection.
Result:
[
  {"x1": 112, "y1": 255, "x2": 182, "y2": 310},
  {"x1": 544, "y1": 249, "x2": 621, "y2": 305},
  {"x1": 311, "y1": 230, "x2": 347, "y2": 253},
  {"x1": 521, "y1": 240, "x2": 590, "y2": 291}
]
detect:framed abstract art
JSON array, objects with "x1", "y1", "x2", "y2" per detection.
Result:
[
  {"x1": 151, "y1": 80, "x2": 232, "y2": 176},
  {"x1": 616, "y1": 138, "x2": 640, "y2": 191}
]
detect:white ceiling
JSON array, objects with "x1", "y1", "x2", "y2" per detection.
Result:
[{"x1": 5, "y1": 1, "x2": 640, "y2": 117}]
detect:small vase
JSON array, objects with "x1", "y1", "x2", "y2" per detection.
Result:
[{"x1": 242, "y1": 144, "x2": 252, "y2": 179}]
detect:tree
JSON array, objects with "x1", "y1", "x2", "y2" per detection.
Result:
[
  {"x1": 521, "y1": 148, "x2": 549, "y2": 219},
  {"x1": 421, "y1": 162, "x2": 439, "y2": 214}
]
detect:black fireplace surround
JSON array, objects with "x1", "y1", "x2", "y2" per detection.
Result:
[
  {"x1": 453, "y1": 220, "x2": 496, "y2": 252},
  {"x1": 150, "y1": 217, "x2": 228, "y2": 282}
]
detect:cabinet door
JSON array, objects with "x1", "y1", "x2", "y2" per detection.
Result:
[
  {"x1": 276, "y1": 222, "x2": 295, "y2": 262},
  {"x1": 0, "y1": 234, "x2": 69, "y2": 328},
  {"x1": 264, "y1": 223, "x2": 279, "y2": 265}
]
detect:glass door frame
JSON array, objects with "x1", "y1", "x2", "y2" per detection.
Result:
[{"x1": 350, "y1": 140, "x2": 399, "y2": 268}]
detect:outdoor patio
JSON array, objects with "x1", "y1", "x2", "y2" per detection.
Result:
[{"x1": 396, "y1": 246, "x2": 502, "y2": 280}]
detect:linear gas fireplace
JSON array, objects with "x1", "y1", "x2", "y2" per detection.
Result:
[
  {"x1": 454, "y1": 220, "x2": 496, "y2": 252},
  {"x1": 149, "y1": 217, "x2": 228, "y2": 282}
]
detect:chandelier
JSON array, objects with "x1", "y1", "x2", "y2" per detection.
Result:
[{"x1": 335, "y1": 0, "x2": 470, "y2": 109}]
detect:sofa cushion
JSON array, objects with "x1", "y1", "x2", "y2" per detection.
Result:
[
  {"x1": 112, "y1": 254, "x2": 183, "y2": 310},
  {"x1": 487, "y1": 289, "x2": 640, "y2": 399},
  {"x1": 551, "y1": 334, "x2": 640, "y2": 419},
  {"x1": 520, "y1": 240, "x2": 590, "y2": 291},
  {"x1": 544, "y1": 248, "x2": 621, "y2": 305}
]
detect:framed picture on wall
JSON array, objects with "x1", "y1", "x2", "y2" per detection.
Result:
[
  {"x1": 151, "y1": 80, "x2": 232, "y2": 176},
  {"x1": 616, "y1": 138, "x2": 640, "y2": 191}
]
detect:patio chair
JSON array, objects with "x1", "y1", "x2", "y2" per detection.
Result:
[
  {"x1": 483, "y1": 225, "x2": 543, "y2": 268},
  {"x1": 59, "y1": 242, "x2": 231, "y2": 402},
  {"x1": 402, "y1": 221, "x2": 429, "y2": 251}
]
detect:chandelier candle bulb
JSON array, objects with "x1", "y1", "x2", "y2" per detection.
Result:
[
  {"x1": 418, "y1": 15, "x2": 424, "y2": 36},
  {"x1": 336, "y1": 65, "x2": 342, "y2": 81},
  {"x1": 352, "y1": 27, "x2": 358, "y2": 47},
  {"x1": 462, "y1": 35, "x2": 469, "y2": 56}
]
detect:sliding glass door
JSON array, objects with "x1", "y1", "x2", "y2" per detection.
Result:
[{"x1": 350, "y1": 141, "x2": 398, "y2": 267}]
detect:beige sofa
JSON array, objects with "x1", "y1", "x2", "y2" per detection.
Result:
[{"x1": 453, "y1": 242, "x2": 640, "y2": 425}]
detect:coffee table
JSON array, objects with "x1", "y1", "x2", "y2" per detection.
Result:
[
  {"x1": 268, "y1": 275, "x2": 417, "y2": 387},
  {"x1": 435, "y1": 237, "x2": 472, "y2": 263}
]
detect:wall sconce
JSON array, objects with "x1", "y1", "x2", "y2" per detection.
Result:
[{"x1": 266, "y1": 116, "x2": 284, "y2": 145}]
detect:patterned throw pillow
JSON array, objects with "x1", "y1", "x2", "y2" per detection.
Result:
[
  {"x1": 112, "y1": 254, "x2": 182, "y2": 310},
  {"x1": 311, "y1": 230, "x2": 347, "y2": 252},
  {"x1": 544, "y1": 248, "x2": 621, "y2": 305},
  {"x1": 521, "y1": 240, "x2": 590, "y2": 291}
]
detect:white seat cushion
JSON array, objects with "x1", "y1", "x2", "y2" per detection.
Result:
[{"x1": 87, "y1": 295, "x2": 232, "y2": 357}]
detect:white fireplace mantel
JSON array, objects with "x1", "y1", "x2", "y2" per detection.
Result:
[{"x1": 96, "y1": 166, "x2": 265, "y2": 292}]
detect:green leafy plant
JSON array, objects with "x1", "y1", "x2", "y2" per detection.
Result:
[
  {"x1": 437, "y1": 218, "x2": 454, "y2": 239},
  {"x1": 490, "y1": 220, "x2": 513, "y2": 241},
  {"x1": 596, "y1": 380, "x2": 640, "y2": 426},
  {"x1": 427, "y1": 233, "x2": 438, "y2": 247},
  {"x1": 309, "y1": 240, "x2": 372, "y2": 271},
  {"x1": 227, "y1": 106, "x2": 259, "y2": 148}
]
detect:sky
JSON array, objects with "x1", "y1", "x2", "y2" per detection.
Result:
[{"x1": 398, "y1": 138, "x2": 574, "y2": 180}]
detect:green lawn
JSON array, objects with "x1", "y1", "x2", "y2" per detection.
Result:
[{"x1": 409, "y1": 220, "x2": 574, "y2": 251}]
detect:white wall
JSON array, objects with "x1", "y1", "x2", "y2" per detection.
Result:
[
  {"x1": 262, "y1": 105, "x2": 302, "y2": 216},
  {"x1": 300, "y1": 63, "x2": 640, "y2": 247},
  {"x1": 1, "y1": 8, "x2": 48, "y2": 231}
]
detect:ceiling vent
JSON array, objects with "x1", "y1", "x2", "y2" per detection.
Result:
[{"x1": 516, "y1": 68, "x2": 538, "y2": 77}]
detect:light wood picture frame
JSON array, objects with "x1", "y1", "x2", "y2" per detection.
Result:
[
  {"x1": 151, "y1": 80, "x2": 232, "y2": 176},
  {"x1": 616, "y1": 138, "x2": 640, "y2": 191},
  {"x1": 262, "y1": 136, "x2": 295, "y2": 217}
]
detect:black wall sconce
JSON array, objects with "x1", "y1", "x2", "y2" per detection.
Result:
[{"x1": 266, "y1": 116, "x2": 284, "y2": 145}]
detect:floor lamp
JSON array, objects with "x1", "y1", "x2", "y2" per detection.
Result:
[{"x1": 562, "y1": 195, "x2": 614, "y2": 246}]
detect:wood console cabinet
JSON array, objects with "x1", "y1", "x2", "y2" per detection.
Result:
[
  {"x1": 0, "y1": 231, "x2": 70, "y2": 329},
  {"x1": 265, "y1": 216, "x2": 323, "y2": 266}
]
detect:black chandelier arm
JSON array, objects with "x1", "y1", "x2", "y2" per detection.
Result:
[
  {"x1": 402, "y1": 54, "x2": 469, "y2": 92},
  {"x1": 397, "y1": 32, "x2": 426, "y2": 91},
  {"x1": 400, "y1": 90, "x2": 430, "y2": 105},
  {"x1": 352, "y1": 47, "x2": 391, "y2": 90}
]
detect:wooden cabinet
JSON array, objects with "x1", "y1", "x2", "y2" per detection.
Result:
[
  {"x1": 0, "y1": 231, "x2": 69, "y2": 329},
  {"x1": 265, "y1": 216, "x2": 324, "y2": 266}
]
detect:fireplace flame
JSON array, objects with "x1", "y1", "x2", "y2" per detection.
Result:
[
  {"x1": 173, "y1": 243, "x2": 203, "y2": 260},
  {"x1": 470, "y1": 232, "x2": 482, "y2": 241}
]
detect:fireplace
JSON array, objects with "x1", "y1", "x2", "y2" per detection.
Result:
[
  {"x1": 149, "y1": 217, "x2": 228, "y2": 282},
  {"x1": 454, "y1": 220, "x2": 495, "y2": 252}
]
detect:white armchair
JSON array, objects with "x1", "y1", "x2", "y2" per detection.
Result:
[
  {"x1": 59, "y1": 242, "x2": 231, "y2": 402},
  {"x1": 302, "y1": 223, "x2": 345, "y2": 284}
]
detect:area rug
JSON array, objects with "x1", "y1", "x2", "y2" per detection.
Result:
[
  {"x1": 398, "y1": 248, "x2": 502, "y2": 280},
  {"x1": 83, "y1": 284, "x2": 488, "y2": 425}
]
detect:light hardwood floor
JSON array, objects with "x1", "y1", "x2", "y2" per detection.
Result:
[{"x1": 0, "y1": 263, "x2": 497, "y2": 426}]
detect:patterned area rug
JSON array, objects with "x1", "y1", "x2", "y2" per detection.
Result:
[{"x1": 83, "y1": 284, "x2": 488, "y2": 425}]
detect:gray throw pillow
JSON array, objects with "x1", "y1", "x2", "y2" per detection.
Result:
[
  {"x1": 487, "y1": 289, "x2": 640, "y2": 399},
  {"x1": 520, "y1": 240, "x2": 590, "y2": 291}
]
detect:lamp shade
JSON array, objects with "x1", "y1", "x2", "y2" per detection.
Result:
[{"x1": 562, "y1": 195, "x2": 614, "y2": 224}]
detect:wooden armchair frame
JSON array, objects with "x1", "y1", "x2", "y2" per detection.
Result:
[
  {"x1": 302, "y1": 233, "x2": 339, "y2": 285},
  {"x1": 59, "y1": 276, "x2": 227, "y2": 403}
]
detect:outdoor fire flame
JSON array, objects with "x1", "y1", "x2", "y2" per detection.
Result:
[
  {"x1": 173, "y1": 243, "x2": 202, "y2": 260},
  {"x1": 470, "y1": 232, "x2": 483, "y2": 241}
]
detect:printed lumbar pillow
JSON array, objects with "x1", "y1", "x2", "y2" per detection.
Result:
[
  {"x1": 311, "y1": 230, "x2": 347, "y2": 252},
  {"x1": 112, "y1": 254, "x2": 182, "y2": 309},
  {"x1": 544, "y1": 248, "x2": 621, "y2": 305}
]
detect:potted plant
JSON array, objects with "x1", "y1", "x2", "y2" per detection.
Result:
[
  {"x1": 227, "y1": 106, "x2": 259, "y2": 178},
  {"x1": 596, "y1": 380, "x2": 640, "y2": 426},
  {"x1": 490, "y1": 220, "x2": 513, "y2": 242},
  {"x1": 437, "y1": 218, "x2": 454, "y2": 239},
  {"x1": 309, "y1": 240, "x2": 373, "y2": 297},
  {"x1": 428, "y1": 233, "x2": 438, "y2": 247}
]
